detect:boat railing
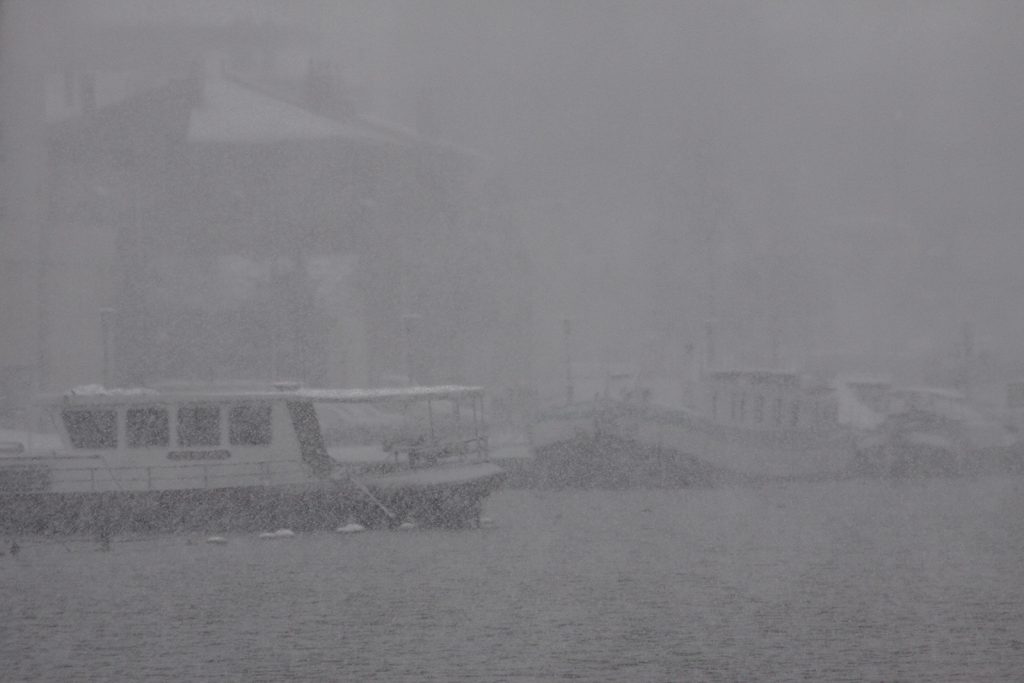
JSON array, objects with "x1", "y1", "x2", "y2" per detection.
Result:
[
  {"x1": 1, "y1": 458, "x2": 314, "y2": 494},
  {"x1": 3, "y1": 436, "x2": 494, "y2": 494},
  {"x1": 385, "y1": 435, "x2": 489, "y2": 467}
]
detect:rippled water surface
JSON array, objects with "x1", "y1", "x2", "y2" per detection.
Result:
[{"x1": 3, "y1": 477, "x2": 1024, "y2": 681}]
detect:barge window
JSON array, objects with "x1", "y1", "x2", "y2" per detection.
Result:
[
  {"x1": 178, "y1": 403, "x2": 221, "y2": 447},
  {"x1": 230, "y1": 403, "x2": 272, "y2": 446},
  {"x1": 63, "y1": 409, "x2": 117, "y2": 449},
  {"x1": 127, "y1": 406, "x2": 169, "y2": 447}
]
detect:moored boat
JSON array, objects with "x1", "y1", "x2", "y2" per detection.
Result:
[
  {"x1": 0, "y1": 383, "x2": 504, "y2": 534},
  {"x1": 852, "y1": 386, "x2": 1024, "y2": 477},
  {"x1": 618, "y1": 370, "x2": 863, "y2": 481}
]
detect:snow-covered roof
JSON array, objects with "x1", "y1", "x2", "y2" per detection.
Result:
[
  {"x1": 39, "y1": 384, "x2": 484, "y2": 407},
  {"x1": 188, "y1": 76, "x2": 402, "y2": 144},
  {"x1": 892, "y1": 386, "x2": 966, "y2": 401},
  {"x1": 296, "y1": 386, "x2": 484, "y2": 404},
  {"x1": 706, "y1": 368, "x2": 799, "y2": 378},
  {"x1": 834, "y1": 374, "x2": 892, "y2": 387},
  {"x1": 705, "y1": 369, "x2": 802, "y2": 387}
]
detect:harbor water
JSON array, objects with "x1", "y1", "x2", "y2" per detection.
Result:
[{"x1": 3, "y1": 477, "x2": 1024, "y2": 681}]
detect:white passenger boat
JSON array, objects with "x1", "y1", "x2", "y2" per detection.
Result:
[
  {"x1": 620, "y1": 370, "x2": 862, "y2": 481},
  {"x1": 0, "y1": 383, "x2": 504, "y2": 533}
]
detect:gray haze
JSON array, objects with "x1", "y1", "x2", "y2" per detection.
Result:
[
  {"x1": 386, "y1": 0, "x2": 1024, "y2": 386},
  {"x1": 4, "y1": 0, "x2": 1024, "y2": 405},
  {"x1": 5, "y1": 5, "x2": 1024, "y2": 681}
]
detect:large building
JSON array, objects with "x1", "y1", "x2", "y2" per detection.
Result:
[{"x1": 1, "y1": 13, "x2": 532, "y2": 416}]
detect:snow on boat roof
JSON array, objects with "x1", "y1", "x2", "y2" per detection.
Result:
[
  {"x1": 706, "y1": 368, "x2": 802, "y2": 385},
  {"x1": 834, "y1": 374, "x2": 892, "y2": 387},
  {"x1": 296, "y1": 386, "x2": 484, "y2": 403},
  {"x1": 706, "y1": 368, "x2": 799, "y2": 378},
  {"x1": 892, "y1": 386, "x2": 966, "y2": 400},
  {"x1": 39, "y1": 384, "x2": 484, "y2": 406}
]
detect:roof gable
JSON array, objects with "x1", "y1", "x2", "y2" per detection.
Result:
[{"x1": 188, "y1": 76, "x2": 401, "y2": 144}]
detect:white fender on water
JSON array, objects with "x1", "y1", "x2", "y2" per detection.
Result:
[
  {"x1": 206, "y1": 536, "x2": 228, "y2": 544},
  {"x1": 397, "y1": 521, "x2": 417, "y2": 531},
  {"x1": 259, "y1": 529, "x2": 295, "y2": 539},
  {"x1": 336, "y1": 522, "x2": 366, "y2": 534}
]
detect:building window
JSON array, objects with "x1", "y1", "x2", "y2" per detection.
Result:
[
  {"x1": 230, "y1": 403, "x2": 272, "y2": 446},
  {"x1": 63, "y1": 409, "x2": 117, "y2": 449},
  {"x1": 178, "y1": 403, "x2": 221, "y2": 447},
  {"x1": 1009, "y1": 383, "x2": 1024, "y2": 409},
  {"x1": 127, "y1": 406, "x2": 169, "y2": 447},
  {"x1": 80, "y1": 72, "x2": 96, "y2": 112}
]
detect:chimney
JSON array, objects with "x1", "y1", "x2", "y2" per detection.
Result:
[
  {"x1": 305, "y1": 58, "x2": 332, "y2": 112},
  {"x1": 80, "y1": 72, "x2": 96, "y2": 113},
  {"x1": 185, "y1": 59, "x2": 205, "y2": 107}
]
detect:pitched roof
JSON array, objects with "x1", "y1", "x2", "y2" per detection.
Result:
[{"x1": 188, "y1": 76, "x2": 403, "y2": 145}]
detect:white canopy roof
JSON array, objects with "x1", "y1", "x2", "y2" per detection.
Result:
[{"x1": 40, "y1": 384, "x2": 484, "y2": 407}]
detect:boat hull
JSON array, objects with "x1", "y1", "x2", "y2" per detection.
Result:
[
  {"x1": 359, "y1": 463, "x2": 506, "y2": 527},
  {"x1": 625, "y1": 405, "x2": 858, "y2": 481},
  {"x1": 532, "y1": 433, "x2": 738, "y2": 489},
  {"x1": 0, "y1": 465, "x2": 506, "y2": 534},
  {"x1": 851, "y1": 407, "x2": 1024, "y2": 478},
  {"x1": 853, "y1": 434, "x2": 1024, "y2": 479}
]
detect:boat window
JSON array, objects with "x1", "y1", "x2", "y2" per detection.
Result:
[
  {"x1": 754, "y1": 395, "x2": 764, "y2": 424},
  {"x1": 774, "y1": 398, "x2": 783, "y2": 426},
  {"x1": 62, "y1": 409, "x2": 117, "y2": 449},
  {"x1": 126, "y1": 406, "x2": 169, "y2": 448},
  {"x1": 178, "y1": 403, "x2": 221, "y2": 447},
  {"x1": 229, "y1": 403, "x2": 272, "y2": 446},
  {"x1": 790, "y1": 401, "x2": 800, "y2": 428}
]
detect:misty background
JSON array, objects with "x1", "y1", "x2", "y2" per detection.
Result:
[{"x1": 3, "y1": 0, "x2": 1024, "y2": 414}]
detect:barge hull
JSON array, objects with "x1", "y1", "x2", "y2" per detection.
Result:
[{"x1": 0, "y1": 471, "x2": 505, "y2": 534}]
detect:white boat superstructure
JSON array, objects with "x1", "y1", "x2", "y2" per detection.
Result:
[
  {"x1": 0, "y1": 383, "x2": 504, "y2": 532},
  {"x1": 622, "y1": 370, "x2": 861, "y2": 480}
]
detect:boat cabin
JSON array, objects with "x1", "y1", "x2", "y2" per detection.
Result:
[
  {"x1": 702, "y1": 369, "x2": 839, "y2": 431},
  {"x1": 6, "y1": 384, "x2": 488, "y2": 495},
  {"x1": 884, "y1": 387, "x2": 982, "y2": 422}
]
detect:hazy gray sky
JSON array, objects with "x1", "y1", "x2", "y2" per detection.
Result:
[{"x1": 56, "y1": 1, "x2": 1024, "y2": 377}]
